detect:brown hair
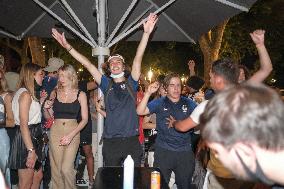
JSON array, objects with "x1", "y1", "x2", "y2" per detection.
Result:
[
  {"x1": 163, "y1": 73, "x2": 181, "y2": 89},
  {"x1": 0, "y1": 69, "x2": 8, "y2": 94},
  {"x1": 17, "y1": 63, "x2": 42, "y2": 100}
]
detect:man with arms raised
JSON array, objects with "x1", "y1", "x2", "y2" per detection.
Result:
[{"x1": 52, "y1": 13, "x2": 158, "y2": 166}]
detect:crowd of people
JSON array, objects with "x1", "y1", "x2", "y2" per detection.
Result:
[{"x1": 0, "y1": 13, "x2": 283, "y2": 189}]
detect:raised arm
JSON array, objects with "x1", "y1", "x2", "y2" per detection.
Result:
[
  {"x1": 188, "y1": 60, "x2": 196, "y2": 77},
  {"x1": 248, "y1": 30, "x2": 272, "y2": 83},
  {"x1": 136, "y1": 81, "x2": 159, "y2": 115},
  {"x1": 52, "y1": 28, "x2": 102, "y2": 85},
  {"x1": 132, "y1": 13, "x2": 158, "y2": 81}
]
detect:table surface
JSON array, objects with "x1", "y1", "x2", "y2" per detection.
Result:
[{"x1": 94, "y1": 167, "x2": 165, "y2": 189}]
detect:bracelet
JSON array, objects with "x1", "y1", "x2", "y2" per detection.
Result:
[
  {"x1": 27, "y1": 147, "x2": 35, "y2": 153},
  {"x1": 67, "y1": 46, "x2": 73, "y2": 52}
]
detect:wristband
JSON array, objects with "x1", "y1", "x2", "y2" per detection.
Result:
[
  {"x1": 67, "y1": 46, "x2": 73, "y2": 52},
  {"x1": 27, "y1": 147, "x2": 35, "y2": 153}
]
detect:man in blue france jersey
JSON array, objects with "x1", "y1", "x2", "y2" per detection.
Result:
[{"x1": 137, "y1": 73, "x2": 197, "y2": 189}]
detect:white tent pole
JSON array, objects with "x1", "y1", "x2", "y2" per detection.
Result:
[
  {"x1": 95, "y1": 0, "x2": 109, "y2": 170},
  {"x1": 108, "y1": 0, "x2": 176, "y2": 48},
  {"x1": 116, "y1": 5, "x2": 153, "y2": 41},
  {"x1": 21, "y1": 1, "x2": 59, "y2": 38},
  {"x1": 32, "y1": 0, "x2": 96, "y2": 47},
  {"x1": 147, "y1": 0, "x2": 196, "y2": 44},
  {"x1": 215, "y1": 0, "x2": 249, "y2": 12},
  {"x1": 0, "y1": 30, "x2": 21, "y2": 40},
  {"x1": 60, "y1": 0, "x2": 98, "y2": 47},
  {"x1": 105, "y1": 0, "x2": 138, "y2": 46}
]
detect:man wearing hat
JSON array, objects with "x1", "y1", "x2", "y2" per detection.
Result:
[
  {"x1": 40, "y1": 57, "x2": 64, "y2": 188},
  {"x1": 52, "y1": 13, "x2": 158, "y2": 166},
  {"x1": 42, "y1": 57, "x2": 64, "y2": 95}
]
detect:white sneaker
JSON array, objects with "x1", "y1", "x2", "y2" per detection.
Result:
[{"x1": 76, "y1": 179, "x2": 88, "y2": 186}]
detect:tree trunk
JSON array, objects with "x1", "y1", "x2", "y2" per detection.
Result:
[
  {"x1": 20, "y1": 39, "x2": 30, "y2": 65},
  {"x1": 198, "y1": 20, "x2": 228, "y2": 86},
  {"x1": 0, "y1": 38, "x2": 30, "y2": 67},
  {"x1": 28, "y1": 37, "x2": 45, "y2": 67}
]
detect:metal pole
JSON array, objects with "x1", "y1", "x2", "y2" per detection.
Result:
[
  {"x1": 108, "y1": 0, "x2": 177, "y2": 48},
  {"x1": 33, "y1": 0, "x2": 96, "y2": 47},
  {"x1": 95, "y1": 0, "x2": 109, "y2": 170},
  {"x1": 21, "y1": 1, "x2": 58, "y2": 39},
  {"x1": 0, "y1": 30, "x2": 21, "y2": 40},
  {"x1": 215, "y1": 0, "x2": 249, "y2": 12},
  {"x1": 60, "y1": 0, "x2": 98, "y2": 46},
  {"x1": 105, "y1": 0, "x2": 138, "y2": 46}
]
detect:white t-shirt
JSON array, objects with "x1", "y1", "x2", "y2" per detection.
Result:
[
  {"x1": 190, "y1": 100, "x2": 208, "y2": 124},
  {"x1": 5, "y1": 72, "x2": 19, "y2": 92}
]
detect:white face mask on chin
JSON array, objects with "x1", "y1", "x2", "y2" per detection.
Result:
[{"x1": 110, "y1": 72, "x2": 125, "y2": 79}]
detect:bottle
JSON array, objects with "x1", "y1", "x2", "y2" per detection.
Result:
[
  {"x1": 151, "y1": 171, "x2": 160, "y2": 189},
  {"x1": 123, "y1": 155, "x2": 134, "y2": 189}
]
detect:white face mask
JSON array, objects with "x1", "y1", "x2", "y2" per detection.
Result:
[{"x1": 110, "y1": 72, "x2": 125, "y2": 79}]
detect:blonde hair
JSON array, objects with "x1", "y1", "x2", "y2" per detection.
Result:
[
  {"x1": 17, "y1": 63, "x2": 42, "y2": 100},
  {"x1": 0, "y1": 69, "x2": 8, "y2": 93},
  {"x1": 57, "y1": 64, "x2": 78, "y2": 90}
]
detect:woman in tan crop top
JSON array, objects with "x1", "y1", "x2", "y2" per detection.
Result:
[{"x1": 43, "y1": 64, "x2": 88, "y2": 189}]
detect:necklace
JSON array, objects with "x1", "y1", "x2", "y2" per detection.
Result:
[{"x1": 61, "y1": 89, "x2": 73, "y2": 102}]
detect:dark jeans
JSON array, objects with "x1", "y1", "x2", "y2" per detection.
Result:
[
  {"x1": 191, "y1": 133, "x2": 200, "y2": 154},
  {"x1": 103, "y1": 136, "x2": 143, "y2": 167},
  {"x1": 154, "y1": 146, "x2": 195, "y2": 189}
]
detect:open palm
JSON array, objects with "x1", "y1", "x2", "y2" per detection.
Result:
[
  {"x1": 52, "y1": 28, "x2": 70, "y2": 49},
  {"x1": 143, "y1": 13, "x2": 158, "y2": 34}
]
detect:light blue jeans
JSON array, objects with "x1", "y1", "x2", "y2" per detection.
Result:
[{"x1": 0, "y1": 128, "x2": 10, "y2": 188}]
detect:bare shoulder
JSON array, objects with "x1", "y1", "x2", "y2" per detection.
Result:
[
  {"x1": 3, "y1": 92, "x2": 13, "y2": 104},
  {"x1": 79, "y1": 91, "x2": 87, "y2": 100},
  {"x1": 19, "y1": 91, "x2": 31, "y2": 99}
]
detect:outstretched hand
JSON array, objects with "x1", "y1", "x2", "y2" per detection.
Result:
[
  {"x1": 250, "y1": 29, "x2": 265, "y2": 47},
  {"x1": 52, "y1": 28, "x2": 71, "y2": 50},
  {"x1": 143, "y1": 13, "x2": 158, "y2": 34},
  {"x1": 166, "y1": 115, "x2": 176, "y2": 128}
]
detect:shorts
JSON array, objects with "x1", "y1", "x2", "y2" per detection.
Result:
[{"x1": 80, "y1": 120, "x2": 92, "y2": 146}]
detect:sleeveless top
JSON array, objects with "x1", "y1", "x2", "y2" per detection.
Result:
[
  {"x1": 12, "y1": 88, "x2": 41, "y2": 125},
  {"x1": 53, "y1": 90, "x2": 81, "y2": 119}
]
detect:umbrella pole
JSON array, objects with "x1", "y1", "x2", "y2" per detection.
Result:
[{"x1": 94, "y1": 0, "x2": 109, "y2": 172}]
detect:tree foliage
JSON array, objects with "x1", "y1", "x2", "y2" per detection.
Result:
[{"x1": 220, "y1": 0, "x2": 284, "y2": 86}]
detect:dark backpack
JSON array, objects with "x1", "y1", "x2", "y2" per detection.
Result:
[{"x1": 0, "y1": 96, "x2": 6, "y2": 127}]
